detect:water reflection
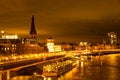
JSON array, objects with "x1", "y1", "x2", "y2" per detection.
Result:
[
  {"x1": 1, "y1": 54, "x2": 120, "y2": 80},
  {"x1": 10, "y1": 76, "x2": 30, "y2": 80},
  {"x1": 57, "y1": 54, "x2": 120, "y2": 80}
]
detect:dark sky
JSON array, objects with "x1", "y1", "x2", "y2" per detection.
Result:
[{"x1": 0, "y1": 0, "x2": 120, "y2": 43}]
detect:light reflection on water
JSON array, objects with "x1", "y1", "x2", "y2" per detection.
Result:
[{"x1": 8, "y1": 54, "x2": 120, "y2": 80}]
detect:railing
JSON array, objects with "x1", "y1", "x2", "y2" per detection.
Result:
[{"x1": 0, "y1": 52, "x2": 66, "y2": 64}]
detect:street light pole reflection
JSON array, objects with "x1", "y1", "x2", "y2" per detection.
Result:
[{"x1": 80, "y1": 61, "x2": 84, "y2": 68}]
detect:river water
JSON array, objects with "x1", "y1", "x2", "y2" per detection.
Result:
[{"x1": 10, "y1": 54, "x2": 120, "y2": 80}]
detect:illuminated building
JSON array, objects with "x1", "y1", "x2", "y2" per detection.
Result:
[
  {"x1": 79, "y1": 42, "x2": 87, "y2": 46},
  {"x1": 0, "y1": 31, "x2": 20, "y2": 55},
  {"x1": 47, "y1": 37, "x2": 54, "y2": 52},
  {"x1": 0, "y1": 16, "x2": 44, "y2": 55},
  {"x1": 79, "y1": 42, "x2": 90, "y2": 50},
  {"x1": 108, "y1": 32, "x2": 117, "y2": 45},
  {"x1": 1, "y1": 30, "x2": 18, "y2": 39},
  {"x1": 47, "y1": 38, "x2": 62, "y2": 52},
  {"x1": 54, "y1": 45, "x2": 62, "y2": 52}
]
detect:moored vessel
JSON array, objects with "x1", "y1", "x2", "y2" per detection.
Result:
[{"x1": 42, "y1": 60, "x2": 75, "y2": 76}]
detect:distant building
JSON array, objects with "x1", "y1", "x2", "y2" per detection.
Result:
[
  {"x1": 61, "y1": 42, "x2": 71, "y2": 51},
  {"x1": 0, "y1": 16, "x2": 44, "y2": 55},
  {"x1": 47, "y1": 38, "x2": 61, "y2": 52},
  {"x1": 47, "y1": 37, "x2": 54, "y2": 52},
  {"x1": 79, "y1": 42, "x2": 88, "y2": 50},
  {"x1": 0, "y1": 31, "x2": 21, "y2": 55},
  {"x1": 108, "y1": 32, "x2": 117, "y2": 45},
  {"x1": 21, "y1": 15, "x2": 44, "y2": 54},
  {"x1": 1, "y1": 31, "x2": 18, "y2": 39},
  {"x1": 79, "y1": 42, "x2": 87, "y2": 46},
  {"x1": 54, "y1": 45, "x2": 62, "y2": 52}
]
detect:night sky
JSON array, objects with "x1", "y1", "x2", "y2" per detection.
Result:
[{"x1": 0, "y1": 0, "x2": 120, "y2": 43}]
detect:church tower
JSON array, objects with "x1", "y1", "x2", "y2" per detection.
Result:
[{"x1": 30, "y1": 15, "x2": 37, "y2": 39}]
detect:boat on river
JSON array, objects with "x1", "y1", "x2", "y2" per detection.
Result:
[{"x1": 42, "y1": 60, "x2": 75, "y2": 76}]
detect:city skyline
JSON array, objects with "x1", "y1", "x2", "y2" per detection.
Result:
[{"x1": 0, "y1": 0, "x2": 120, "y2": 43}]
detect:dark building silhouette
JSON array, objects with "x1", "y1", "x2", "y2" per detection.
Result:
[{"x1": 30, "y1": 15, "x2": 37, "y2": 39}]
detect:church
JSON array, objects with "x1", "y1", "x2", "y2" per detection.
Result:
[
  {"x1": 0, "y1": 16, "x2": 44, "y2": 55},
  {"x1": 20, "y1": 15, "x2": 44, "y2": 54}
]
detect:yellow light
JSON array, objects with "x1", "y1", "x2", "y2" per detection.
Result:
[
  {"x1": 5, "y1": 48, "x2": 7, "y2": 51},
  {"x1": 81, "y1": 57, "x2": 84, "y2": 61},
  {"x1": 13, "y1": 56, "x2": 17, "y2": 60},
  {"x1": 1, "y1": 30, "x2": 5, "y2": 34},
  {"x1": 20, "y1": 56, "x2": 23, "y2": 59},
  {"x1": 15, "y1": 35, "x2": 18, "y2": 39},
  {"x1": 81, "y1": 61, "x2": 84, "y2": 67},
  {"x1": 25, "y1": 55, "x2": 29, "y2": 58},
  {"x1": 33, "y1": 72, "x2": 37, "y2": 76},
  {"x1": 76, "y1": 60, "x2": 79, "y2": 64},
  {"x1": 30, "y1": 55, "x2": 33, "y2": 58},
  {"x1": 3, "y1": 34, "x2": 18, "y2": 39},
  {"x1": 5, "y1": 57, "x2": 9, "y2": 61},
  {"x1": 35, "y1": 54, "x2": 38, "y2": 57},
  {"x1": 47, "y1": 77, "x2": 52, "y2": 80}
]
